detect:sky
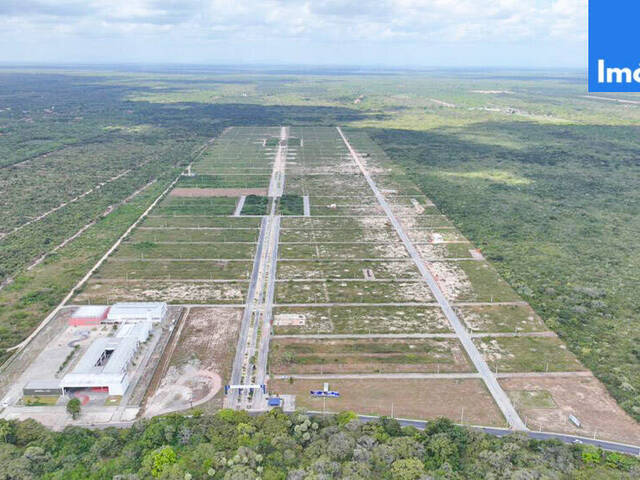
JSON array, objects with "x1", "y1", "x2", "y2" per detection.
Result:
[{"x1": 0, "y1": 0, "x2": 587, "y2": 68}]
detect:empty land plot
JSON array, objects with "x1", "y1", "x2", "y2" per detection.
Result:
[
  {"x1": 373, "y1": 176, "x2": 424, "y2": 196},
  {"x1": 500, "y1": 376, "x2": 640, "y2": 444},
  {"x1": 95, "y1": 259, "x2": 253, "y2": 280},
  {"x1": 390, "y1": 204, "x2": 442, "y2": 217},
  {"x1": 74, "y1": 280, "x2": 247, "y2": 304},
  {"x1": 115, "y1": 242, "x2": 256, "y2": 260},
  {"x1": 279, "y1": 227, "x2": 396, "y2": 243},
  {"x1": 428, "y1": 260, "x2": 521, "y2": 302},
  {"x1": 145, "y1": 307, "x2": 242, "y2": 416},
  {"x1": 408, "y1": 228, "x2": 466, "y2": 243},
  {"x1": 309, "y1": 196, "x2": 377, "y2": 206},
  {"x1": 272, "y1": 306, "x2": 451, "y2": 334},
  {"x1": 281, "y1": 216, "x2": 390, "y2": 230},
  {"x1": 278, "y1": 242, "x2": 408, "y2": 260},
  {"x1": 474, "y1": 336, "x2": 586, "y2": 372},
  {"x1": 269, "y1": 337, "x2": 472, "y2": 374},
  {"x1": 296, "y1": 174, "x2": 372, "y2": 196},
  {"x1": 398, "y1": 214, "x2": 454, "y2": 228},
  {"x1": 278, "y1": 195, "x2": 304, "y2": 215},
  {"x1": 153, "y1": 197, "x2": 238, "y2": 216},
  {"x1": 170, "y1": 187, "x2": 267, "y2": 197},
  {"x1": 310, "y1": 205, "x2": 384, "y2": 216},
  {"x1": 386, "y1": 195, "x2": 434, "y2": 207},
  {"x1": 269, "y1": 378, "x2": 506, "y2": 427},
  {"x1": 456, "y1": 305, "x2": 548, "y2": 333},
  {"x1": 131, "y1": 228, "x2": 259, "y2": 243},
  {"x1": 275, "y1": 280, "x2": 434, "y2": 304},
  {"x1": 416, "y1": 242, "x2": 475, "y2": 259},
  {"x1": 277, "y1": 260, "x2": 421, "y2": 280},
  {"x1": 176, "y1": 174, "x2": 271, "y2": 189},
  {"x1": 143, "y1": 216, "x2": 260, "y2": 228}
]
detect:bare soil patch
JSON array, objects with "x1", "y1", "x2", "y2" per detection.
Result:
[
  {"x1": 500, "y1": 375, "x2": 640, "y2": 444},
  {"x1": 270, "y1": 378, "x2": 506, "y2": 427},
  {"x1": 144, "y1": 307, "x2": 242, "y2": 416}
]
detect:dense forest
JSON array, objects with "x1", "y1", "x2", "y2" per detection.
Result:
[{"x1": 0, "y1": 411, "x2": 637, "y2": 479}]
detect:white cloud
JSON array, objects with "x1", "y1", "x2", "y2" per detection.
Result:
[{"x1": 0, "y1": 0, "x2": 588, "y2": 65}]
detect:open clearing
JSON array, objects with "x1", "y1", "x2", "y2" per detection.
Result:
[
  {"x1": 145, "y1": 307, "x2": 242, "y2": 416},
  {"x1": 269, "y1": 337, "x2": 471, "y2": 374},
  {"x1": 269, "y1": 378, "x2": 507, "y2": 427},
  {"x1": 501, "y1": 375, "x2": 640, "y2": 444}
]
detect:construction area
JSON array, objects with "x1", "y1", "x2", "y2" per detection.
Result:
[{"x1": 1, "y1": 126, "x2": 639, "y2": 446}]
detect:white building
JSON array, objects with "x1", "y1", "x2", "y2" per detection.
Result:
[
  {"x1": 61, "y1": 337, "x2": 137, "y2": 396},
  {"x1": 106, "y1": 302, "x2": 167, "y2": 324},
  {"x1": 60, "y1": 320, "x2": 153, "y2": 396},
  {"x1": 115, "y1": 321, "x2": 151, "y2": 343}
]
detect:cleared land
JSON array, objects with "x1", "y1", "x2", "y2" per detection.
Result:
[
  {"x1": 269, "y1": 337, "x2": 472, "y2": 374},
  {"x1": 269, "y1": 378, "x2": 507, "y2": 427},
  {"x1": 501, "y1": 375, "x2": 640, "y2": 445}
]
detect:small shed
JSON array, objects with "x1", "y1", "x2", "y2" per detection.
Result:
[
  {"x1": 69, "y1": 306, "x2": 110, "y2": 326},
  {"x1": 23, "y1": 380, "x2": 62, "y2": 397}
]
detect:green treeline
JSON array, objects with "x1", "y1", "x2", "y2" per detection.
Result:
[{"x1": 0, "y1": 411, "x2": 637, "y2": 479}]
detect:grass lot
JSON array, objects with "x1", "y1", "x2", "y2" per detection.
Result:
[
  {"x1": 95, "y1": 259, "x2": 253, "y2": 280},
  {"x1": 22, "y1": 396, "x2": 59, "y2": 406},
  {"x1": 269, "y1": 337, "x2": 471, "y2": 374},
  {"x1": 115, "y1": 242, "x2": 256, "y2": 260},
  {"x1": 416, "y1": 242, "x2": 475, "y2": 259},
  {"x1": 506, "y1": 390, "x2": 556, "y2": 410},
  {"x1": 177, "y1": 174, "x2": 271, "y2": 189},
  {"x1": 241, "y1": 195, "x2": 269, "y2": 215},
  {"x1": 272, "y1": 306, "x2": 451, "y2": 334},
  {"x1": 278, "y1": 242, "x2": 407, "y2": 260},
  {"x1": 143, "y1": 216, "x2": 261, "y2": 228},
  {"x1": 473, "y1": 336, "x2": 586, "y2": 373},
  {"x1": 456, "y1": 260, "x2": 522, "y2": 302},
  {"x1": 456, "y1": 305, "x2": 548, "y2": 333},
  {"x1": 279, "y1": 227, "x2": 396, "y2": 243},
  {"x1": 277, "y1": 260, "x2": 421, "y2": 280},
  {"x1": 278, "y1": 195, "x2": 304, "y2": 215},
  {"x1": 130, "y1": 228, "x2": 259, "y2": 243},
  {"x1": 274, "y1": 280, "x2": 433, "y2": 304},
  {"x1": 269, "y1": 378, "x2": 506, "y2": 427},
  {"x1": 153, "y1": 197, "x2": 238, "y2": 216}
]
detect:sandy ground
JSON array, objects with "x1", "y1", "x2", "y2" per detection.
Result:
[
  {"x1": 75, "y1": 280, "x2": 245, "y2": 304},
  {"x1": 170, "y1": 188, "x2": 267, "y2": 197},
  {"x1": 270, "y1": 378, "x2": 506, "y2": 427},
  {"x1": 144, "y1": 307, "x2": 241, "y2": 416},
  {"x1": 427, "y1": 261, "x2": 472, "y2": 301},
  {"x1": 500, "y1": 375, "x2": 640, "y2": 445}
]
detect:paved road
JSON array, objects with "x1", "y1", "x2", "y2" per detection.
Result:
[
  {"x1": 276, "y1": 373, "x2": 481, "y2": 380},
  {"x1": 272, "y1": 333, "x2": 458, "y2": 339},
  {"x1": 233, "y1": 196, "x2": 246, "y2": 216},
  {"x1": 337, "y1": 126, "x2": 526, "y2": 431},
  {"x1": 227, "y1": 216, "x2": 268, "y2": 408},
  {"x1": 352, "y1": 415, "x2": 640, "y2": 456},
  {"x1": 303, "y1": 195, "x2": 311, "y2": 217},
  {"x1": 230, "y1": 126, "x2": 288, "y2": 410}
]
